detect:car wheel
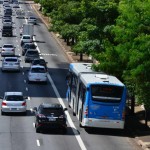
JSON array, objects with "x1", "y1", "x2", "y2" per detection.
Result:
[
  {"x1": 27, "y1": 80, "x2": 31, "y2": 84},
  {"x1": 1, "y1": 111, "x2": 5, "y2": 115},
  {"x1": 36, "y1": 127, "x2": 41, "y2": 133},
  {"x1": 62, "y1": 128, "x2": 67, "y2": 134},
  {"x1": 22, "y1": 111, "x2": 27, "y2": 116}
]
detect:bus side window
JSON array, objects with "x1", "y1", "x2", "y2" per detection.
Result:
[
  {"x1": 79, "y1": 83, "x2": 86, "y2": 104},
  {"x1": 66, "y1": 72, "x2": 71, "y2": 86}
]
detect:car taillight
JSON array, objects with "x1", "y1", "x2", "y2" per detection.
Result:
[
  {"x1": 2, "y1": 102, "x2": 6, "y2": 106},
  {"x1": 84, "y1": 106, "x2": 88, "y2": 117},
  {"x1": 38, "y1": 114, "x2": 46, "y2": 118},
  {"x1": 22, "y1": 102, "x2": 26, "y2": 106}
]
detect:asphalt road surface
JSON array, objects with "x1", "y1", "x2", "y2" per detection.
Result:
[{"x1": 0, "y1": 1, "x2": 142, "y2": 150}]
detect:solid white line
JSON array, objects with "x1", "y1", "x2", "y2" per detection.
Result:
[
  {"x1": 47, "y1": 74, "x2": 87, "y2": 150},
  {"x1": 26, "y1": 87, "x2": 28, "y2": 91},
  {"x1": 36, "y1": 139, "x2": 40, "y2": 146}
]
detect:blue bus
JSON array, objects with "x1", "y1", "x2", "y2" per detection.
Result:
[{"x1": 66, "y1": 63, "x2": 127, "y2": 129}]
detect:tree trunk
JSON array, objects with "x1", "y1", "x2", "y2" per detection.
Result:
[
  {"x1": 145, "y1": 109, "x2": 148, "y2": 126},
  {"x1": 130, "y1": 95, "x2": 135, "y2": 115},
  {"x1": 67, "y1": 38, "x2": 70, "y2": 45},
  {"x1": 80, "y1": 53, "x2": 83, "y2": 61}
]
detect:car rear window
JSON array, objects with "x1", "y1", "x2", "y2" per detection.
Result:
[
  {"x1": 31, "y1": 68, "x2": 46, "y2": 73},
  {"x1": 3, "y1": 45, "x2": 13, "y2": 48},
  {"x1": 23, "y1": 36, "x2": 31, "y2": 39},
  {"x1": 41, "y1": 108, "x2": 63, "y2": 115},
  {"x1": 5, "y1": 58, "x2": 17, "y2": 62},
  {"x1": 5, "y1": 95, "x2": 24, "y2": 101},
  {"x1": 27, "y1": 51, "x2": 38, "y2": 55},
  {"x1": 33, "y1": 59, "x2": 45, "y2": 65}
]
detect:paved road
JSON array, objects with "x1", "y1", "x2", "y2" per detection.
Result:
[{"x1": 0, "y1": 1, "x2": 142, "y2": 150}]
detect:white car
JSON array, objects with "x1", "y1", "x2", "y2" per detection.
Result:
[
  {"x1": 1, "y1": 57, "x2": 21, "y2": 72},
  {"x1": 27, "y1": 16, "x2": 37, "y2": 25},
  {"x1": 2, "y1": 19, "x2": 13, "y2": 26},
  {"x1": 0, "y1": 92, "x2": 27, "y2": 115},
  {"x1": 0, "y1": 44, "x2": 15, "y2": 56},
  {"x1": 27, "y1": 65, "x2": 47, "y2": 83},
  {"x1": 20, "y1": 35, "x2": 33, "y2": 46}
]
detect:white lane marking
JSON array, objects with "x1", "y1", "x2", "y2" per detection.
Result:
[
  {"x1": 25, "y1": 15, "x2": 87, "y2": 150},
  {"x1": 40, "y1": 53, "x2": 57, "y2": 56},
  {"x1": 36, "y1": 139, "x2": 40, "y2": 147},
  {"x1": 28, "y1": 97, "x2": 30, "y2": 100},
  {"x1": 33, "y1": 122, "x2": 35, "y2": 128},
  {"x1": 26, "y1": 87, "x2": 28, "y2": 91},
  {"x1": 47, "y1": 74, "x2": 87, "y2": 150}
]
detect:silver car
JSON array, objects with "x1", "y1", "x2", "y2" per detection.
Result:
[
  {"x1": 27, "y1": 16, "x2": 37, "y2": 25},
  {"x1": 0, "y1": 44, "x2": 15, "y2": 57},
  {"x1": 28, "y1": 65, "x2": 47, "y2": 83},
  {"x1": 0, "y1": 92, "x2": 27, "y2": 115},
  {"x1": 1, "y1": 57, "x2": 21, "y2": 72}
]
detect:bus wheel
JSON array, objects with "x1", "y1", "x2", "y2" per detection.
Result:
[
  {"x1": 73, "y1": 112, "x2": 76, "y2": 116},
  {"x1": 79, "y1": 110, "x2": 83, "y2": 128}
]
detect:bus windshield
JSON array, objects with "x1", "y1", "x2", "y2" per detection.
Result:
[{"x1": 91, "y1": 85, "x2": 123, "y2": 103}]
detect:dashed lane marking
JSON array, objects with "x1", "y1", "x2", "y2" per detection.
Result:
[{"x1": 36, "y1": 139, "x2": 40, "y2": 147}]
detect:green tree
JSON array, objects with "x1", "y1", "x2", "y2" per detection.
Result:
[{"x1": 97, "y1": 0, "x2": 150, "y2": 109}]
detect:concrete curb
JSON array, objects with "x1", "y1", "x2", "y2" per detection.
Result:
[
  {"x1": 137, "y1": 140, "x2": 150, "y2": 150},
  {"x1": 30, "y1": 4, "x2": 74, "y2": 63}
]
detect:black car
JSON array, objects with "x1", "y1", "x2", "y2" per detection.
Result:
[
  {"x1": 22, "y1": 43, "x2": 37, "y2": 56},
  {"x1": 33, "y1": 103, "x2": 67, "y2": 133},
  {"x1": 31, "y1": 57, "x2": 48, "y2": 71}
]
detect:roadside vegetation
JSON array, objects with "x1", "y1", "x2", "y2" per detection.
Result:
[{"x1": 34, "y1": 0, "x2": 150, "y2": 117}]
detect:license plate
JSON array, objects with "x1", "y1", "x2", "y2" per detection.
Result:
[
  {"x1": 10, "y1": 108, "x2": 17, "y2": 110},
  {"x1": 48, "y1": 118, "x2": 56, "y2": 121},
  {"x1": 36, "y1": 79, "x2": 40, "y2": 81}
]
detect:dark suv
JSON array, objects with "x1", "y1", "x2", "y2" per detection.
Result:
[
  {"x1": 2, "y1": 25, "x2": 13, "y2": 37},
  {"x1": 33, "y1": 103, "x2": 67, "y2": 133}
]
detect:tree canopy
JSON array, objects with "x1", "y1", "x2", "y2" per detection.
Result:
[{"x1": 35, "y1": 0, "x2": 150, "y2": 109}]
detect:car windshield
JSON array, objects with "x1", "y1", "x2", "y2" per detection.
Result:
[
  {"x1": 31, "y1": 68, "x2": 46, "y2": 73},
  {"x1": 40, "y1": 108, "x2": 63, "y2": 115},
  {"x1": 5, "y1": 95, "x2": 23, "y2": 101}
]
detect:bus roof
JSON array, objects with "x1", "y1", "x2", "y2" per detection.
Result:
[
  {"x1": 80, "y1": 73, "x2": 125, "y2": 87},
  {"x1": 69, "y1": 63, "x2": 93, "y2": 76}
]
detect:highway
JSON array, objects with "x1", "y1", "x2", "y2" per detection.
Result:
[{"x1": 0, "y1": 1, "x2": 142, "y2": 150}]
